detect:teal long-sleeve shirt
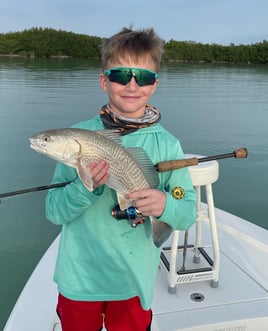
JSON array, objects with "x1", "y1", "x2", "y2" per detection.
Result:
[{"x1": 45, "y1": 115, "x2": 196, "y2": 310}]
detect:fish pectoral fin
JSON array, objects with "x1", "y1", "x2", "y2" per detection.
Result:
[
  {"x1": 76, "y1": 162, "x2": 94, "y2": 191},
  {"x1": 150, "y1": 216, "x2": 173, "y2": 248},
  {"x1": 117, "y1": 192, "x2": 132, "y2": 210}
]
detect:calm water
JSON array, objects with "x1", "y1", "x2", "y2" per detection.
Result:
[{"x1": 0, "y1": 58, "x2": 268, "y2": 328}]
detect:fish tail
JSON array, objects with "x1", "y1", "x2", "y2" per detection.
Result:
[{"x1": 150, "y1": 217, "x2": 173, "y2": 248}]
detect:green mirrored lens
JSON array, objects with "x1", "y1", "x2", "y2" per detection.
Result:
[{"x1": 104, "y1": 68, "x2": 158, "y2": 86}]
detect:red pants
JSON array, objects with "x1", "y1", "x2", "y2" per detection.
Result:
[{"x1": 57, "y1": 293, "x2": 152, "y2": 331}]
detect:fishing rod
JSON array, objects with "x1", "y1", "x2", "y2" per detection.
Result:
[
  {"x1": 0, "y1": 181, "x2": 72, "y2": 199},
  {"x1": 155, "y1": 147, "x2": 248, "y2": 172},
  {"x1": 0, "y1": 147, "x2": 247, "y2": 200}
]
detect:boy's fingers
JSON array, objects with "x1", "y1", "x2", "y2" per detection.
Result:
[{"x1": 126, "y1": 190, "x2": 147, "y2": 199}]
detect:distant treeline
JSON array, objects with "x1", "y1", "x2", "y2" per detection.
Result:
[
  {"x1": 0, "y1": 27, "x2": 267, "y2": 64},
  {"x1": 0, "y1": 27, "x2": 101, "y2": 58},
  {"x1": 163, "y1": 39, "x2": 268, "y2": 64}
]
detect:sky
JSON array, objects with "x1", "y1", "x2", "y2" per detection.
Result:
[{"x1": 0, "y1": 0, "x2": 267, "y2": 45}]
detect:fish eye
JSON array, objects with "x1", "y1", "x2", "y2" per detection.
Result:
[{"x1": 43, "y1": 135, "x2": 50, "y2": 142}]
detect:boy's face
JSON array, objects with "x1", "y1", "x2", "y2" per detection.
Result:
[{"x1": 99, "y1": 56, "x2": 159, "y2": 118}]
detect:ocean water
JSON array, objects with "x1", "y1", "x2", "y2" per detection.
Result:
[{"x1": 0, "y1": 58, "x2": 268, "y2": 328}]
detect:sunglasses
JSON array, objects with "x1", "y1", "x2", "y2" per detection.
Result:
[{"x1": 104, "y1": 67, "x2": 159, "y2": 86}]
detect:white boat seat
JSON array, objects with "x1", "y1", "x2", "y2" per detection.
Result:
[{"x1": 160, "y1": 154, "x2": 220, "y2": 293}]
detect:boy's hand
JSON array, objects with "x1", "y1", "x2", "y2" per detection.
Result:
[
  {"x1": 87, "y1": 160, "x2": 110, "y2": 189},
  {"x1": 125, "y1": 189, "x2": 166, "y2": 218}
]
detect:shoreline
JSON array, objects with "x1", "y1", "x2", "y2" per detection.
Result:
[{"x1": 0, "y1": 54, "x2": 254, "y2": 65}]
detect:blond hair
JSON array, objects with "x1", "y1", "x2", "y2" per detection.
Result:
[{"x1": 101, "y1": 27, "x2": 163, "y2": 71}]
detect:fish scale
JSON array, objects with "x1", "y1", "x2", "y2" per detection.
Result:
[
  {"x1": 30, "y1": 128, "x2": 173, "y2": 247},
  {"x1": 79, "y1": 132, "x2": 153, "y2": 194},
  {"x1": 80, "y1": 136, "x2": 150, "y2": 194}
]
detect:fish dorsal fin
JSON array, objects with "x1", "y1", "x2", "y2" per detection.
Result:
[
  {"x1": 95, "y1": 130, "x2": 122, "y2": 145},
  {"x1": 126, "y1": 147, "x2": 159, "y2": 188}
]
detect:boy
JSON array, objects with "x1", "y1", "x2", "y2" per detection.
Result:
[{"x1": 46, "y1": 27, "x2": 196, "y2": 331}]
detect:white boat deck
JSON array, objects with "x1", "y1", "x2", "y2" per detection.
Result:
[
  {"x1": 152, "y1": 207, "x2": 268, "y2": 330},
  {"x1": 154, "y1": 247, "x2": 268, "y2": 330},
  {"x1": 4, "y1": 206, "x2": 268, "y2": 331}
]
